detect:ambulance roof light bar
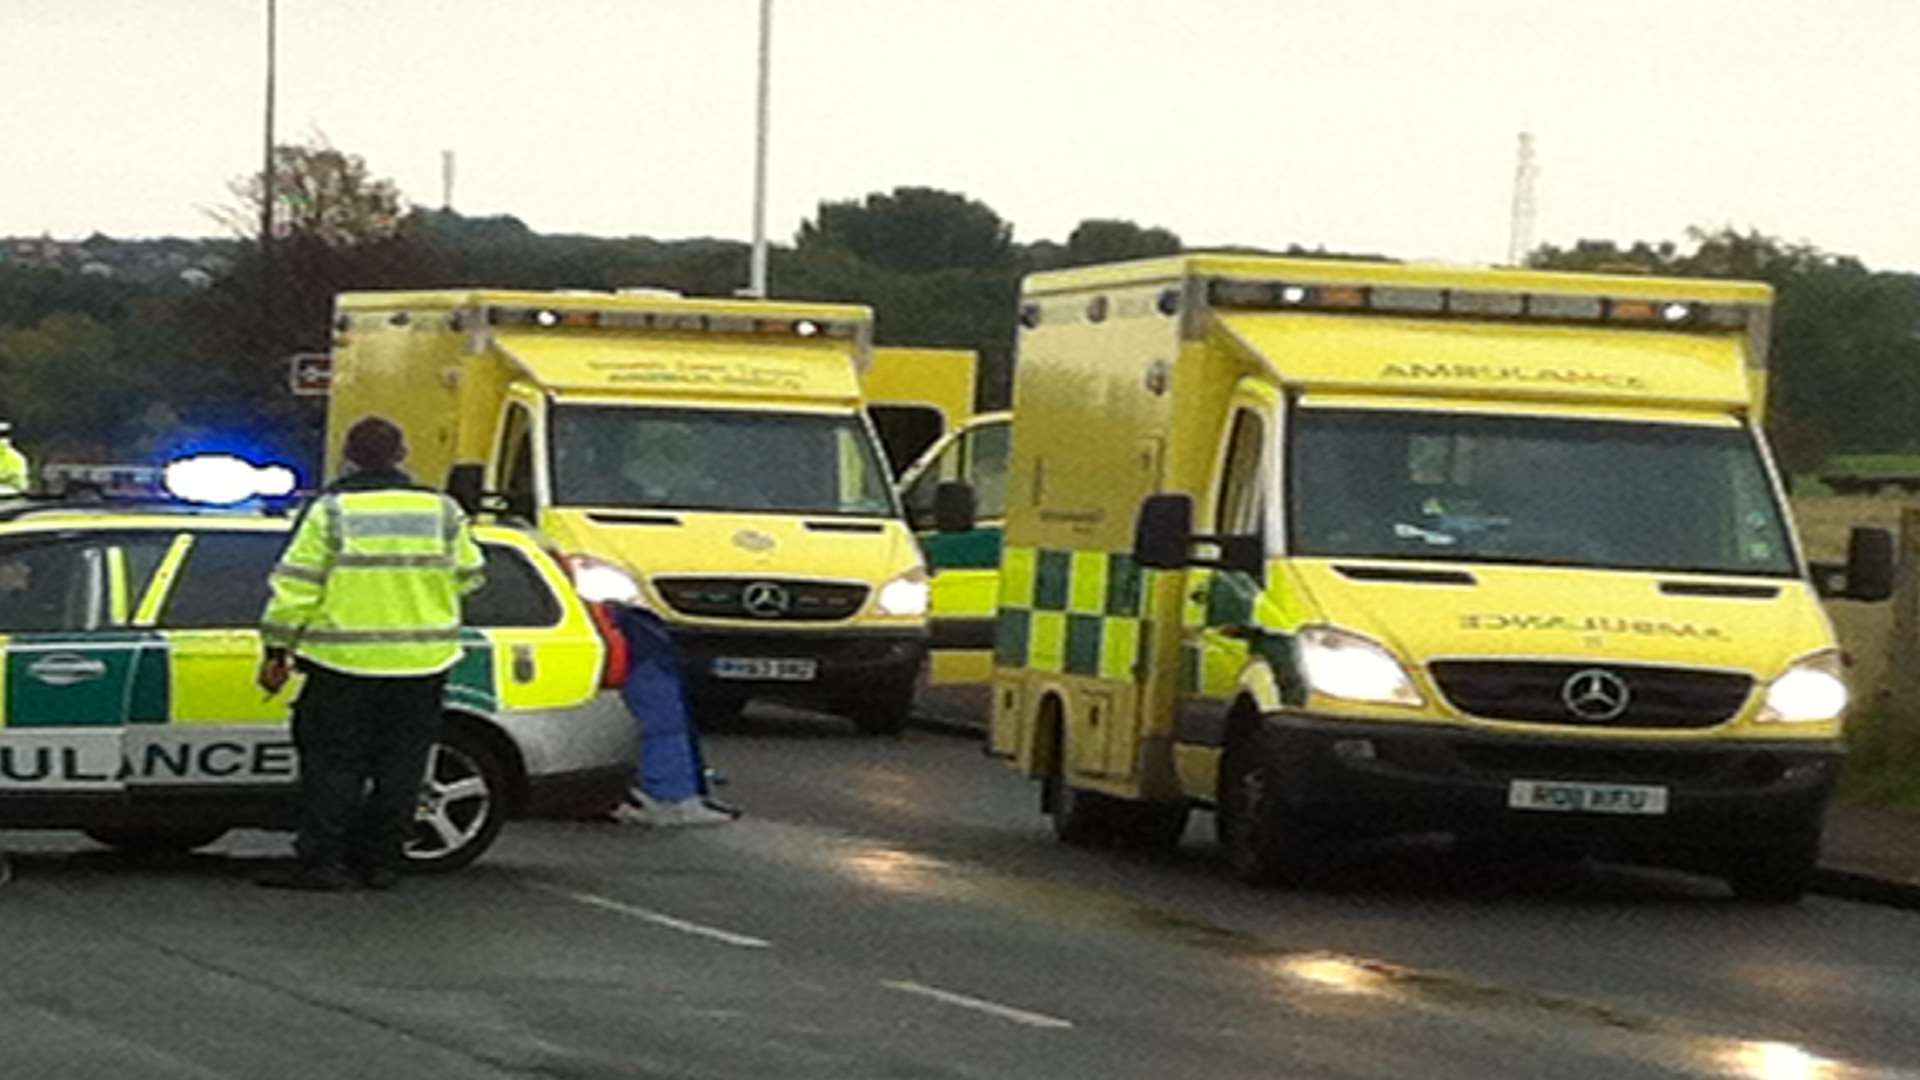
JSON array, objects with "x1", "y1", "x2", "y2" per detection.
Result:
[
  {"x1": 482, "y1": 304, "x2": 859, "y2": 340},
  {"x1": 1205, "y1": 278, "x2": 1753, "y2": 330}
]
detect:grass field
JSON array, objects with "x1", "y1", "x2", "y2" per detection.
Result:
[{"x1": 1791, "y1": 494, "x2": 1919, "y2": 804}]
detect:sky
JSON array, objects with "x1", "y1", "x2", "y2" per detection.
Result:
[{"x1": 6, "y1": 0, "x2": 1920, "y2": 272}]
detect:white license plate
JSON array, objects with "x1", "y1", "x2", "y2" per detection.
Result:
[
  {"x1": 1507, "y1": 779, "x2": 1669, "y2": 816},
  {"x1": 711, "y1": 657, "x2": 818, "y2": 682}
]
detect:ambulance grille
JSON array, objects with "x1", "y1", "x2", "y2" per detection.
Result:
[
  {"x1": 1427, "y1": 661, "x2": 1753, "y2": 729},
  {"x1": 654, "y1": 578, "x2": 869, "y2": 622}
]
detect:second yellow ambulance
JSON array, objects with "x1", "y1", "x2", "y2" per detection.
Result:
[{"x1": 982, "y1": 254, "x2": 1892, "y2": 901}]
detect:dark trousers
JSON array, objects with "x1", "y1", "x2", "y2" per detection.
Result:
[{"x1": 291, "y1": 666, "x2": 445, "y2": 873}]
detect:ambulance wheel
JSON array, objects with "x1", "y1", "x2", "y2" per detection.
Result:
[
  {"x1": 1217, "y1": 732, "x2": 1320, "y2": 886},
  {"x1": 84, "y1": 826, "x2": 228, "y2": 855},
  {"x1": 1724, "y1": 832, "x2": 1819, "y2": 904},
  {"x1": 1046, "y1": 771, "x2": 1125, "y2": 847},
  {"x1": 847, "y1": 682, "x2": 914, "y2": 736},
  {"x1": 406, "y1": 727, "x2": 508, "y2": 873}
]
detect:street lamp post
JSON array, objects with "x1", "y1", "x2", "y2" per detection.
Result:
[
  {"x1": 747, "y1": 0, "x2": 771, "y2": 298},
  {"x1": 261, "y1": 0, "x2": 277, "y2": 323}
]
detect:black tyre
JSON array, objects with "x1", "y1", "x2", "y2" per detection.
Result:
[
  {"x1": 84, "y1": 826, "x2": 228, "y2": 855},
  {"x1": 1724, "y1": 834, "x2": 1819, "y2": 904},
  {"x1": 847, "y1": 682, "x2": 914, "y2": 736},
  {"x1": 1045, "y1": 770, "x2": 1126, "y2": 847},
  {"x1": 1216, "y1": 730, "x2": 1320, "y2": 886},
  {"x1": 405, "y1": 727, "x2": 510, "y2": 873}
]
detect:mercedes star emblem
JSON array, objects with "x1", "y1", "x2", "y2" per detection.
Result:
[
  {"x1": 741, "y1": 581, "x2": 791, "y2": 618},
  {"x1": 1561, "y1": 668, "x2": 1631, "y2": 722}
]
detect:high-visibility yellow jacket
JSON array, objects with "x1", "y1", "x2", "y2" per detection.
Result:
[
  {"x1": 0, "y1": 439, "x2": 28, "y2": 495},
  {"x1": 262, "y1": 474, "x2": 486, "y2": 676}
]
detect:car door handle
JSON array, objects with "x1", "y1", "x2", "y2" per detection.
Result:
[{"x1": 28, "y1": 653, "x2": 109, "y2": 687}]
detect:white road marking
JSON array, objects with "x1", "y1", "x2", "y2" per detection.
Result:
[
  {"x1": 531, "y1": 884, "x2": 772, "y2": 949},
  {"x1": 880, "y1": 980, "x2": 1075, "y2": 1029}
]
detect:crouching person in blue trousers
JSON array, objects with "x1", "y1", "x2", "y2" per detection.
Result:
[{"x1": 605, "y1": 604, "x2": 739, "y2": 828}]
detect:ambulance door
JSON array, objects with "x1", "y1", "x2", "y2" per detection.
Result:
[
  {"x1": 489, "y1": 392, "x2": 547, "y2": 523},
  {"x1": 0, "y1": 531, "x2": 172, "y2": 792},
  {"x1": 1176, "y1": 385, "x2": 1276, "y2": 757},
  {"x1": 901, "y1": 415, "x2": 1010, "y2": 687},
  {"x1": 144, "y1": 531, "x2": 299, "y2": 792}
]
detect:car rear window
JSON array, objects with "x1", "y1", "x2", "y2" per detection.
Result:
[
  {"x1": 154, "y1": 532, "x2": 562, "y2": 630},
  {"x1": 159, "y1": 532, "x2": 283, "y2": 628},
  {"x1": 462, "y1": 543, "x2": 563, "y2": 628}
]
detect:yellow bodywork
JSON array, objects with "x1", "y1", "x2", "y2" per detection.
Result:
[
  {"x1": 992, "y1": 254, "x2": 1833, "y2": 810},
  {"x1": 862, "y1": 347, "x2": 978, "y2": 435}
]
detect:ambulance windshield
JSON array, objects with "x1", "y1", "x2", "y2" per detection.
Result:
[
  {"x1": 550, "y1": 404, "x2": 897, "y2": 517},
  {"x1": 1288, "y1": 409, "x2": 1797, "y2": 576}
]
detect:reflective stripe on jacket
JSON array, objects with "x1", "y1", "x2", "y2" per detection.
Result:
[{"x1": 261, "y1": 487, "x2": 486, "y2": 676}]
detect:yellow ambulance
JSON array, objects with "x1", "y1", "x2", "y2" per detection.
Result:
[
  {"x1": 982, "y1": 254, "x2": 1893, "y2": 901},
  {"x1": 327, "y1": 290, "x2": 929, "y2": 734}
]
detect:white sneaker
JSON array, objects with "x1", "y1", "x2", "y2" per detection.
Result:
[
  {"x1": 637, "y1": 793, "x2": 736, "y2": 828},
  {"x1": 600, "y1": 803, "x2": 653, "y2": 826}
]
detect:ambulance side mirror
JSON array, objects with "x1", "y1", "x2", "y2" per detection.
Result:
[
  {"x1": 933, "y1": 481, "x2": 978, "y2": 534},
  {"x1": 1134, "y1": 494, "x2": 1194, "y2": 570},
  {"x1": 1814, "y1": 525, "x2": 1895, "y2": 602}
]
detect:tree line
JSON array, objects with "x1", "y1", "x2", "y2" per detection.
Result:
[{"x1": 2, "y1": 139, "x2": 1915, "y2": 482}]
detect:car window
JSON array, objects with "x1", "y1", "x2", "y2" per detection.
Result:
[
  {"x1": 965, "y1": 422, "x2": 1011, "y2": 521},
  {"x1": 1216, "y1": 408, "x2": 1267, "y2": 535},
  {"x1": 462, "y1": 542, "x2": 563, "y2": 627},
  {"x1": 158, "y1": 532, "x2": 285, "y2": 629},
  {"x1": 902, "y1": 435, "x2": 965, "y2": 530},
  {"x1": 0, "y1": 535, "x2": 105, "y2": 632},
  {"x1": 0, "y1": 532, "x2": 178, "y2": 633}
]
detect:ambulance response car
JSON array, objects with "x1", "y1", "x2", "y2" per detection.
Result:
[
  {"x1": 898, "y1": 410, "x2": 1011, "y2": 713},
  {"x1": 981, "y1": 254, "x2": 1893, "y2": 902},
  {"x1": 0, "y1": 493, "x2": 635, "y2": 870},
  {"x1": 326, "y1": 290, "x2": 929, "y2": 734}
]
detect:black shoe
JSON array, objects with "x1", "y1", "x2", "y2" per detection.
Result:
[{"x1": 257, "y1": 864, "x2": 357, "y2": 891}]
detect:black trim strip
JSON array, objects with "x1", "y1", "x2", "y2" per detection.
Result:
[
  {"x1": 1658, "y1": 581, "x2": 1781, "y2": 599},
  {"x1": 586, "y1": 512, "x2": 682, "y2": 526},
  {"x1": 930, "y1": 617, "x2": 997, "y2": 652},
  {"x1": 805, "y1": 520, "x2": 885, "y2": 534},
  {"x1": 1334, "y1": 565, "x2": 1477, "y2": 586}
]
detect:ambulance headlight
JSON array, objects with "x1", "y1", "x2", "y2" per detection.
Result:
[
  {"x1": 565, "y1": 554, "x2": 644, "y2": 606},
  {"x1": 163, "y1": 454, "x2": 299, "y2": 505},
  {"x1": 1757, "y1": 650, "x2": 1848, "y2": 724},
  {"x1": 1296, "y1": 626, "x2": 1423, "y2": 707},
  {"x1": 875, "y1": 568, "x2": 931, "y2": 617}
]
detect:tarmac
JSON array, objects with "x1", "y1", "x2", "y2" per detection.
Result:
[
  {"x1": 1819, "y1": 800, "x2": 1920, "y2": 909},
  {"x1": 906, "y1": 704, "x2": 1920, "y2": 910}
]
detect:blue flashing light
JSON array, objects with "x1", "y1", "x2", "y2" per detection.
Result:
[{"x1": 163, "y1": 454, "x2": 299, "y2": 506}]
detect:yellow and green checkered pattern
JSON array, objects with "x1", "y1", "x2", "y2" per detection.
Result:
[{"x1": 995, "y1": 546, "x2": 1149, "y2": 682}]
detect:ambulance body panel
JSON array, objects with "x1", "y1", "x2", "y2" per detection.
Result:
[{"x1": 862, "y1": 346, "x2": 979, "y2": 476}]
